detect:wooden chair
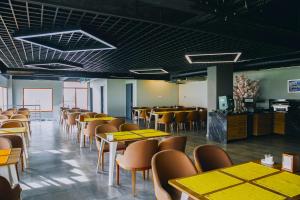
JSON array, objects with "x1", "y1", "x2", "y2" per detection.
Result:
[
  {"x1": 95, "y1": 124, "x2": 126, "y2": 171},
  {"x1": 16, "y1": 111, "x2": 30, "y2": 119},
  {"x1": 152, "y1": 150, "x2": 197, "y2": 200},
  {"x1": 10, "y1": 114, "x2": 27, "y2": 120},
  {"x1": 83, "y1": 120, "x2": 105, "y2": 149},
  {"x1": 119, "y1": 123, "x2": 139, "y2": 131},
  {"x1": 0, "y1": 137, "x2": 12, "y2": 149},
  {"x1": 1, "y1": 111, "x2": 14, "y2": 118},
  {"x1": 0, "y1": 120, "x2": 23, "y2": 128},
  {"x1": 157, "y1": 112, "x2": 174, "y2": 132},
  {"x1": 158, "y1": 136, "x2": 187, "y2": 152},
  {"x1": 67, "y1": 112, "x2": 80, "y2": 134},
  {"x1": 0, "y1": 115, "x2": 9, "y2": 120},
  {"x1": 108, "y1": 118, "x2": 125, "y2": 130},
  {"x1": 0, "y1": 176, "x2": 21, "y2": 200},
  {"x1": 116, "y1": 140, "x2": 158, "y2": 196},
  {"x1": 94, "y1": 113, "x2": 108, "y2": 118},
  {"x1": 193, "y1": 144, "x2": 233, "y2": 172},
  {"x1": 84, "y1": 112, "x2": 97, "y2": 118}
]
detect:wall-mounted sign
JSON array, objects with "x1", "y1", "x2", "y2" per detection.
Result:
[{"x1": 288, "y1": 79, "x2": 300, "y2": 93}]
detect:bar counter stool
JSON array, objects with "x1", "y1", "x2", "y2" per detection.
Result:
[
  {"x1": 116, "y1": 140, "x2": 158, "y2": 196},
  {"x1": 157, "y1": 112, "x2": 174, "y2": 132},
  {"x1": 174, "y1": 112, "x2": 187, "y2": 132},
  {"x1": 187, "y1": 111, "x2": 199, "y2": 131}
]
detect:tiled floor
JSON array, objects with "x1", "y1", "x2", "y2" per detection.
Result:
[{"x1": 20, "y1": 121, "x2": 300, "y2": 199}]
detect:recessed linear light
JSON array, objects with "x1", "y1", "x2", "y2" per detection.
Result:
[
  {"x1": 185, "y1": 52, "x2": 242, "y2": 64},
  {"x1": 24, "y1": 61, "x2": 83, "y2": 70},
  {"x1": 14, "y1": 29, "x2": 116, "y2": 52},
  {"x1": 129, "y1": 69, "x2": 168, "y2": 74}
]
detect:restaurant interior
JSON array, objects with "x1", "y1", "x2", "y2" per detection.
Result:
[{"x1": 0, "y1": 0, "x2": 299, "y2": 199}]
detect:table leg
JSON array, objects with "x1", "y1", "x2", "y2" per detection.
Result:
[
  {"x1": 108, "y1": 142, "x2": 117, "y2": 186},
  {"x1": 22, "y1": 152, "x2": 27, "y2": 169},
  {"x1": 96, "y1": 139, "x2": 105, "y2": 173},
  {"x1": 180, "y1": 192, "x2": 189, "y2": 200},
  {"x1": 154, "y1": 114, "x2": 158, "y2": 130},
  {"x1": 25, "y1": 122, "x2": 31, "y2": 141},
  {"x1": 9, "y1": 164, "x2": 18, "y2": 185},
  {"x1": 21, "y1": 132, "x2": 28, "y2": 159},
  {"x1": 79, "y1": 122, "x2": 86, "y2": 148}
]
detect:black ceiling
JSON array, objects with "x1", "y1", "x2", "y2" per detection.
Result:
[{"x1": 0, "y1": 0, "x2": 299, "y2": 79}]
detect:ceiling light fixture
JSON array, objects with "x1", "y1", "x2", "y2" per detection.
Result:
[
  {"x1": 185, "y1": 52, "x2": 242, "y2": 64},
  {"x1": 129, "y1": 68, "x2": 169, "y2": 74}
]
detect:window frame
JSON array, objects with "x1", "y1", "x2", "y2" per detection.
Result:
[
  {"x1": 63, "y1": 82, "x2": 88, "y2": 109},
  {"x1": 23, "y1": 88, "x2": 53, "y2": 112}
]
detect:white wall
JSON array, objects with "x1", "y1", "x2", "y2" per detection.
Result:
[
  {"x1": 136, "y1": 80, "x2": 179, "y2": 107},
  {"x1": 107, "y1": 79, "x2": 126, "y2": 117},
  {"x1": 179, "y1": 81, "x2": 207, "y2": 107},
  {"x1": 12, "y1": 79, "x2": 63, "y2": 120},
  {"x1": 90, "y1": 79, "x2": 108, "y2": 114}
]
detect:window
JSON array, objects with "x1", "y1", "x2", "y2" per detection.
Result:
[
  {"x1": 0, "y1": 87, "x2": 8, "y2": 110},
  {"x1": 23, "y1": 88, "x2": 53, "y2": 111},
  {"x1": 63, "y1": 82, "x2": 88, "y2": 109}
]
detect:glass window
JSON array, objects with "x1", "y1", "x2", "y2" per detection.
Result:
[
  {"x1": 23, "y1": 88, "x2": 53, "y2": 111},
  {"x1": 63, "y1": 82, "x2": 88, "y2": 109}
]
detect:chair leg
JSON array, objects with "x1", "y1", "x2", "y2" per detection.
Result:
[
  {"x1": 83, "y1": 135, "x2": 86, "y2": 147},
  {"x1": 131, "y1": 170, "x2": 136, "y2": 196},
  {"x1": 147, "y1": 169, "x2": 150, "y2": 179},
  {"x1": 142, "y1": 170, "x2": 146, "y2": 180},
  {"x1": 116, "y1": 163, "x2": 120, "y2": 185},
  {"x1": 101, "y1": 152, "x2": 105, "y2": 171}
]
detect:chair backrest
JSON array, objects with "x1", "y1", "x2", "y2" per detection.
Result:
[
  {"x1": 122, "y1": 140, "x2": 158, "y2": 169},
  {"x1": 6, "y1": 108, "x2": 17, "y2": 113},
  {"x1": 174, "y1": 112, "x2": 187, "y2": 123},
  {"x1": 109, "y1": 118, "x2": 125, "y2": 130},
  {"x1": 1, "y1": 135, "x2": 23, "y2": 150},
  {"x1": 86, "y1": 120, "x2": 105, "y2": 137},
  {"x1": 160, "y1": 113, "x2": 174, "y2": 124},
  {"x1": 95, "y1": 124, "x2": 118, "y2": 134},
  {"x1": 1, "y1": 111, "x2": 14, "y2": 118},
  {"x1": 18, "y1": 108, "x2": 29, "y2": 112},
  {"x1": 0, "y1": 120, "x2": 23, "y2": 128},
  {"x1": 0, "y1": 137, "x2": 12, "y2": 149},
  {"x1": 158, "y1": 136, "x2": 187, "y2": 152},
  {"x1": 0, "y1": 115, "x2": 9, "y2": 120},
  {"x1": 84, "y1": 112, "x2": 97, "y2": 118},
  {"x1": 68, "y1": 112, "x2": 80, "y2": 125},
  {"x1": 16, "y1": 111, "x2": 30, "y2": 118},
  {"x1": 199, "y1": 109, "x2": 207, "y2": 121},
  {"x1": 0, "y1": 176, "x2": 21, "y2": 200},
  {"x1": 94, "y1": 113, "x2": 108, "y2": 118},
  {"x1": 119, "y1": 123, "x2": 139, "y2": 131},
  {"x1": 193, "y1": 145, "x2": 233, "y2": 172},
  {"x1": 187, "y1": 111, "x2": 199, "y2": 121},
  {"x1": 152, "y1": 150, "x2": 197, "y2": 200},
  {"x1": 10, "y1": 114, "x2": 27, "y2": 120}
]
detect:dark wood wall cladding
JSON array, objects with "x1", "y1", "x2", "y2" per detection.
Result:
[
  {"x1": 227, "y1": 114, "x2": 248, "y2": 141},
  {"x1": 273, "y1": 112, "x2": 286, "y2": 135},
  {"x1": 253, "y1": 113, "x2": 273, "y2": 136}
]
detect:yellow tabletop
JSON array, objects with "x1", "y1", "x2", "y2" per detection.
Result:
[
  {"x1": 0, "y1": 127, "x2": 27, "y2": 134},
  {"x1": 0, "y1": 149, "x2": 11, "y2": 156},
  {"x1": 254, "y1": 172, "x2": 300, "y2": 197},
  {"x1": 154, "y1": 110, "x2": 195, "y2": 115},
  {"x1": 82, "y1": 117, "x2": 116, "y2": 122},
  {"x1": 205, "y1": 183, "x2": 285, "y2": 200}
]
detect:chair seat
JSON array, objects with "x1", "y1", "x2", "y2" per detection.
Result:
[{"x1": 116, "y1": 154, "x2": 151, "y2": 171}]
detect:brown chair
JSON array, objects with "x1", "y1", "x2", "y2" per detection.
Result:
[
  {"x1": 174, "y1": 112, "x2": 187, "y2": 132},
  {"x1": 2, "y1": 135, "x2": 25, "y2": 171},
  {"x1": 119, "y1": 123, "x2": 139, "y2": 131},
  {"x1": 83, "y1": 120, "x2": 105, "y2": 149},
  {"x1": 187, "y1": 111, "x2": 199, "y2": 131},
  {"x1": 0, "y1": 115, "x2": 9, "y2": 120},
  {"x1": 0, "y1": 176, "x2": 21, "y2": 200},
  {"x1": 16, "y1": 111, "x2": 30, "y2": 119},
  {"x1": 94, "y1": 113, "x2": 108, "y2": 118},
  {"x1": 6, "y1": 108, "x2": 17, "y2": 113},
  {"x1": 1, "y1": 120, "x2": 23, "y2": 128},
  {"x1": 152, "y1": 150, "x2": 197, "y2": 200},
  {"x1": 18, "y1": 108, "x2": 29, "y2": 111},
  {"x1": 10, "y1": 114, "x2": 27, "y2": 120},
  {"x1": 157, "y1": 112, "x2": 174, "y2": 132},
  {"x1": 193, "y1": 145, "x2": 233, "y2": 172},
  {"x1": 67, "y1": 112, "x2": 80, "y2": 134},
  {"x1": 84, "y1": 112, "x2": 97, "y2": 118},
  {"x1": 116, "y1": 140, "x2": 158, "y2": 196},
  {"x1": 95, "y1": 124, "x2": 126, "y2": 171},
  {"x1": 158, "y1": 136, "x2": 187, "y2": 153},
  {"x1": 1, "y1": 111, "x2": 14, "y2": 118},
  {"x1": 108, "y1": 118, "x2": 125, "y2": 130},
  {"x1": 0, "y1": 137, "x2": 12, "y2": 149}
]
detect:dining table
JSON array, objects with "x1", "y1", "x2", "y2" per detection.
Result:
[
  {"x1": 0, "y1": 148, "x2": 21, "y2": 185},
  {"x1": 0, "y1": 127, "x2": 28, "y2": 168},
  {"x1": 77, "y1": 117, "x2": 117, "y2": 148},
  {"x1": 169, "y1": 161, "x2": 300, "y2": 200},
  {"x1": 96, "y1": 129, "x2": 170, "y2": 186}
]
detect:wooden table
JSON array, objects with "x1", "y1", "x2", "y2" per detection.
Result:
[
  {"x1": 77, "y1": 117, "x2": 116, "y2": 148},
  {"x1": 0, "y1": 148, "x2": 21, "y2": 185},
  {"x1": 0, "y1": 127, "x2": 28, "y2": 168},
  {"x1": 150, "y1": 110, "x2": 196, "y2": 130},
  {"x1": 169, "y1": 161, "x2": 300, "y2": 200},
  {"x1": 96, "y1": 129, "x2": 170, "y2": 186}
]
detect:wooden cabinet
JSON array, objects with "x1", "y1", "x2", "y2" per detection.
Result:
[
  {"x1": 253, "y1": 113, "x2": 273, "y2": 136},
  {"x1": 273, "y1": 112, "x2": 286, "y2": 135},
  {"x1": 227, "y1": 114, "x2": 247, "y2": 141}
]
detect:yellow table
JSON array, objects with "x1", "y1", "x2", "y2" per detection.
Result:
[
  {"x1": 76, "y1": 117, "x2": 116, "y2": 148},
  {"x1": 96, "y1": 129, "x2": 170, "y2": 186},
  {"x1": 169, "y1": 162, "x2": 300, "y2": 200},
  {"x1": 0, "y1": 127, "x2": 28, "y2": 168},
  {"x1": 0, "y1": 148, "x2": 21, "y2": 185},
  {"x1": 0, "y1": 118, "x2": 31, "y2": 142}
]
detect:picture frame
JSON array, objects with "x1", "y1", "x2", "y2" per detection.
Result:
[
  {"x1": 282, "y1": 153, "x2": 299, "y2": 172},
  {"x1": 288, "y1": 79, "x2": 300, "y2": 93}
]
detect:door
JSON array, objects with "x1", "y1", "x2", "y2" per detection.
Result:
[
  {"x1": 126, "y1": 83, "x2": 133, "y2": 119},
  {"x1": 100, "y1": 86, "x2": 104, "y2": 113}
]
